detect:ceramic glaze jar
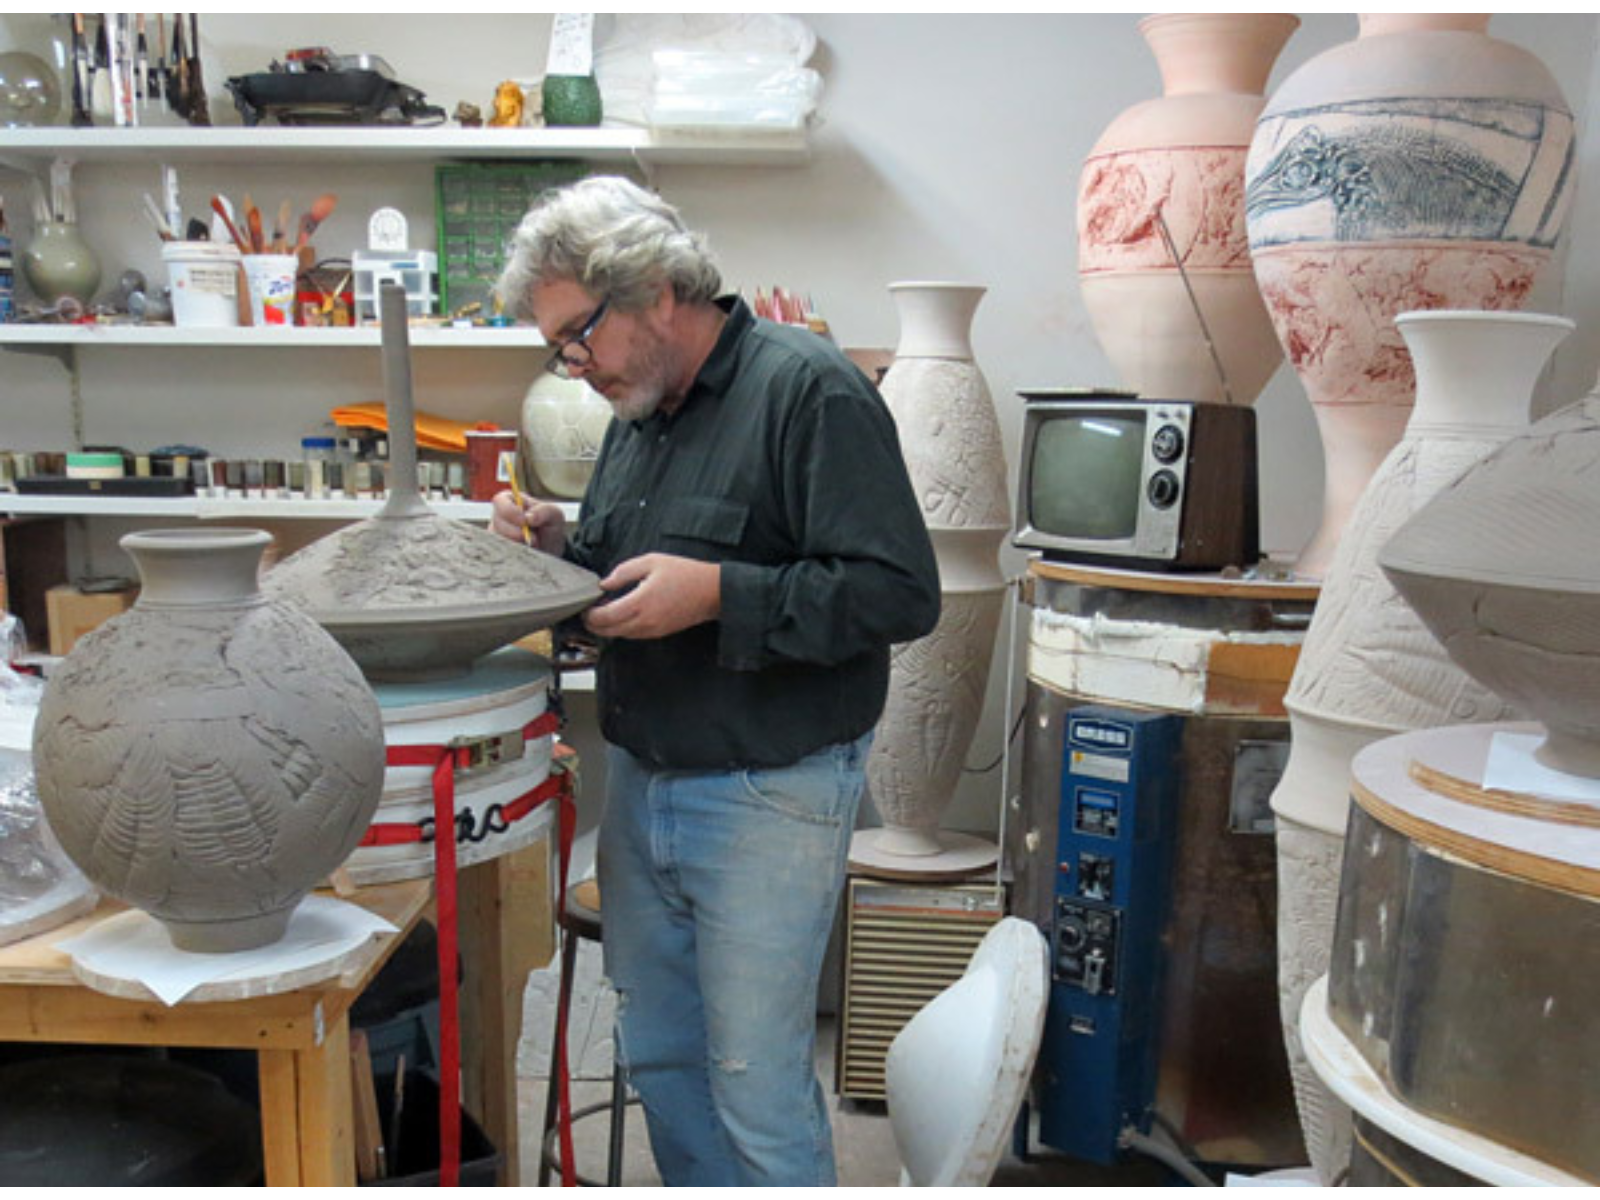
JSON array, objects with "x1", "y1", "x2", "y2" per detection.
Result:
[
  {"x1": 1078, "y1": 13, "x2": 1297, "y2": 406},
  {"x1": 32, "y1": 528, "x2": 386, "y2": 952},
  {"x1": 1245, "y1": 14, "x2": 1574, "y2": 579}
]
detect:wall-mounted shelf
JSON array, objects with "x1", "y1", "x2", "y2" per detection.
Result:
[
  {"x1": 0, "y1": 324, "x2": 546, "y2": 350},
  {"x1": 0, "y1": 494, "x2": 580, "y2": 522},
  {"x1": 0, "y1": 125, "x2": 809, "y2": 169}
]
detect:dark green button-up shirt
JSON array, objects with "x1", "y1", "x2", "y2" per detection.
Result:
[{"x1": 566, "y1": 297, "x2": 940, "y2": 769}]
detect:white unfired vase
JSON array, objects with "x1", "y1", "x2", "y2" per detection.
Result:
[
  {"x1": 1268, "y1": 309, "x2": 1573, "y2": 1181},
  {"x1": 866, "y1": 283, "x2": 1009, "y2": 863}
]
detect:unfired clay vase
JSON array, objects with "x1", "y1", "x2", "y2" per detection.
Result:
[
  {"x1": 32, "y1": 528, "x2": 386, "y2": 953},
  {"x1": 1079, "y1": 13, "x2": 1296, "y2": 406},
  {"x1": 519, "y1": 372, "x2": 613, "y2": 499},
  {"x1": 268, "y1": 285, "x2": 601, "y2": 681},
  {"x1": 1269, "y1": 309, "x2": 1571, "y2": 1180},
  {"x1": 858, "y1": 283, "x2": 1008, "y2": 872},
  {"x1": 1381, "y1": 394, "x2": 1600, "y2": 779},
  {"x1": 1245, "y1": 14, "x2": 1574, "y2": 579}
]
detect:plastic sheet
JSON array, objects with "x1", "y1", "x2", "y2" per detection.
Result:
[
  {"x1": 646, "y1": 50, "x2": 821, "y2": 130},
  {"x1": 0, "y1": 655, "x2": 96, "y2": 947},
  {"x1": 594, "y1": 14, "x2": 818, "y2": 129}
]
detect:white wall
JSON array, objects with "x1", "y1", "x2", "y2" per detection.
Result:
[{"x1": 3, "y1": 14, "x2": 1598, "y2": 838}]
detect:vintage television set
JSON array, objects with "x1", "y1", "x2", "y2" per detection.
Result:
[{"x1": 1013, "y1": 390, "x2": 1259, "y2": 572}]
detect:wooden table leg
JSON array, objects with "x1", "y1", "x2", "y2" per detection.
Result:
[
  {"x1": 259, "y1": 1010, "x2": 355, "y2": 1185},
  {"x1": 259, "y1": 1048, "x2": 304, "y2": 1186},
  {"x1": 460, "y1": 837, "x2": 555, "y2": 1184}
]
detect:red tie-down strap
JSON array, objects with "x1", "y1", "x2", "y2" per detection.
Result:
[{"x1": 376, "y1": 711, "x2": 572, "y2": 1187}]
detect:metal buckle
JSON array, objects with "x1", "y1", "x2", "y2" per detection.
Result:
[{"x1": 448, "y1": 729, "x2": 526, "y2": 774}]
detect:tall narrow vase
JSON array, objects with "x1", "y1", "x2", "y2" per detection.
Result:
[
  {"x1": 32, "y1": 528, "x2": 387, "y2": 952},
  {"x1": 1245, "y1": 14, "x2": 1574, "y2": 580},
  {"x1": 855, "y1": 283, "x2": 1009, "y2": 876},
  {"x1": 1079, "y1": 13, "x2": 1297, "y2": 406},
  {"x1": 1268, "y1": 310, "x2": 1573, "y2": 1181}
]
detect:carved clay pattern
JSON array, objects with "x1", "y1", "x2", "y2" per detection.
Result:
[
  {"x1": 1079, "y1": 148, "x2": 1254, "y2": 272},
  {"x1": 1288, "y1": 436, "x2": 1522, "y2": 728},
  {"x1": 867, "y1": 589, "x2": 1005, "y2": 832},
  {"x1": 270, "y1": 515, "x2": 596, "y2": 611},
  {"x1": 1276, "y1": 817, "x2": 1352, "y2": 1184},
  {"x1": 1248, "y1": 99, "x2": 1574, "y2": 250},
  {"x1": 879, "y1": 359, "x2": 1010, "y2": 529},
  {"x1": 34, "y1": 598, "x2": 384, "y2": 942},
  {"x1": 1250, "y1": 244, "x2": 1542, "y2": 405}
]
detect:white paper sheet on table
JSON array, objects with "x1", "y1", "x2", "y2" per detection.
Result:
[
  {"x1": 55, "y1": 895, "x2": 398, "y2": 1006},
  {"x1": 1483, "y1": 730, "x2": 1600, "y2": 803}
]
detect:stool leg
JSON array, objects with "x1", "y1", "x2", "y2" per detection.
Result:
[
  {"x1": 605, "y1": 1050, "x2": 627, "y2": 1186},
  {"x1": 538, "y1": 922, "x2": 578, "y2": 1188}
]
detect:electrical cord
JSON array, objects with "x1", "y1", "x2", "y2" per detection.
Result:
[{"x1": 1120, "y1": 1128, "x2": 1217, "y2": 1188}]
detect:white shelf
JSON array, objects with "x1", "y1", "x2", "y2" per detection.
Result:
[
  {"x1": 0, "y1": 324, "x2": 545, "y2": 349},
  {"x1": 0, "y1": 494, "x2": 581, "y2": 522},
  {"x1": 0, "y1": 125, "x2": 809, "y2": 168}
]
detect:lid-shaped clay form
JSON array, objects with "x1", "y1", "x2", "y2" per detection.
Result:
[
  {"x1": 1379, "y1": 395, "x2": 1600, "y2": 776},
  {"x1": 267, "y1": 284, "x2": 600, "y2": 681}
]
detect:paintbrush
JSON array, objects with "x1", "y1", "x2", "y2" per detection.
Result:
[{"x1": 295, "y1": 192, "x2": 338, "y2": 248}]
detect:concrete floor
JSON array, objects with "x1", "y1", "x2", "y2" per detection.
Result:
[{"x1": 514, "y1": 1016, "x2": 1195, "y2": 1187}]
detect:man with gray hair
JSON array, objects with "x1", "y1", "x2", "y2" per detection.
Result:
[{"x1": 492, "y1": 175, "x2": 938, "y2": 1186}]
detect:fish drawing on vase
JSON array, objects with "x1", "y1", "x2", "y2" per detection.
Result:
[{"x1": 1244, "y1": 13, "x2": 1574, "y2": 579}]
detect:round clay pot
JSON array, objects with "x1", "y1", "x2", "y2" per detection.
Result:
[
  {"x1": 1245, "y1": 14, "x2": 1575, "y2": 579},
  {"x1": 21, "y1": 220, "x2": 101, "y2": 306},
  {"x1": 32, "y1": 528, "x2": 386, "y2": 952},
  {"x1": 1381, "y1": 395, "x2": 1600, "y2": 778},
  {"x1": 1079, "y1": 13, "x2": 1297, "y2": 406}
]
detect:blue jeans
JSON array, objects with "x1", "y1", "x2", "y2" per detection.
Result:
[{"x1": 598, "y1": 732, "x2": 871, "y2": 1186}]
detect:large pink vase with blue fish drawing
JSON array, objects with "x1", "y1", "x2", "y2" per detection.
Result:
[{"x1": 1245, "y1": 13, "x2": 1574, "y2": 581}]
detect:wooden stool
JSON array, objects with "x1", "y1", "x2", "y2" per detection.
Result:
[{"x1": 537, "y1": 879, "x2": 636, "y2": 1186}]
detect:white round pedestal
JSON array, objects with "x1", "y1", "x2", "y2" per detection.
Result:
[
  {"x1": 1299, "y1": 976, "x2": 1584, "y2": 1187},
  {"x1": 849, "y1": 828, "x2": 999, "y2": 881}
]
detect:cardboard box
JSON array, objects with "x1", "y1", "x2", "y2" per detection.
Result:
[
  {"x1": 47, "y1": 584, "x2": 139, "y2": 657},
  {"x1": 1, "y1": 518, "x2": 69, "y2": 652}
]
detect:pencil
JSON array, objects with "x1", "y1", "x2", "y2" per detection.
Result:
[{"x1": 502, "y1": 450, "x2": 533, "y2": 546}]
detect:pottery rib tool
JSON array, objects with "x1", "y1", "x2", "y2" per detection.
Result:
[{"x1": 210, "y1": 195, "x2": 250, "y2": 254}]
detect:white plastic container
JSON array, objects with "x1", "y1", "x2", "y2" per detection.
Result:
[
  {"x1": 243, "y1": 253, "x2": 298, "y2": 327},
  {"x1": 163, "y1": 240, "x2": 241, "y2": 328}
]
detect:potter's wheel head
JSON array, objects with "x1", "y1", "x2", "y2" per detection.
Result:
[{"x1": 266, "y1": 512, "x2": 601, "y2": 681}]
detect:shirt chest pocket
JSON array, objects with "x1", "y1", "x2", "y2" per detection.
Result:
[{"x1": 659, "y1": 496, "x2": 749, "y2": 560}]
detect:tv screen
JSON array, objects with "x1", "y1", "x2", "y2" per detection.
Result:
[{"x1": 1030, "y1": 412, "x2": 1146, "y2": 540}]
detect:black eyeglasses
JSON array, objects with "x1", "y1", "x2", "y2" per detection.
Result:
[{"x1": 545, "y1": 297, "x2": 611, "y2": 378}]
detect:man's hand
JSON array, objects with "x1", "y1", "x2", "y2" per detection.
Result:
[
  {"x1": 489, "y1": 490, "x2": 567, "y2": 556},
  {"x1": 584, "y1": 553, "x2": 721, "y2": 640}
]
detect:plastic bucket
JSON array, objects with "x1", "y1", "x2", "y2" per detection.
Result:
[
  {"x1": 243, "y1": 253, "x2": 298, "y2": 326},
  {"x1": 163, "y1": 241, "x2": 241, "y2": 328}
]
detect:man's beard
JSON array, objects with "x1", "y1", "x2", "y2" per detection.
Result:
[{"x1": 597, "y1": 322, "x2": 678, "y2": 422}]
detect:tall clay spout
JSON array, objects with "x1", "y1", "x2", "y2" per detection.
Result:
[{"x1": 378, "y1": 282, "x2": 429, "y2": 519}]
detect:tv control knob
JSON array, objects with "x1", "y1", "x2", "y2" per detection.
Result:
[
  {"x1": 1147, "y1": 469, "x2": 1181, "y2": 509},
  {"x1": 1152, "y1": 423, "x2": 1184, "y2": 463}
]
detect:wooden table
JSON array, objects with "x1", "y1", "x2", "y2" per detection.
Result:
[{"x1": 0, "y1": 843, "x2": 553, "y2": 1186}]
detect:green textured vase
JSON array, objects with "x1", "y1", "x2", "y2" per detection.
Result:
[{"x1": 542, "y1": 74, "x2": 602, "y2": 127}]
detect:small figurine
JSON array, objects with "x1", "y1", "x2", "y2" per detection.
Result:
[
  {"x1": 454, "y1": 100, "x2": 482, "y2": 128},
  {"x1": 488, "y1": 80, "x2": 523, "y2": 127}
]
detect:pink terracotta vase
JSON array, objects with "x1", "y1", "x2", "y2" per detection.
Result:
[
  {"x1": 1245, "y1": 14, "x2": 1575, "y2": 580},
  {"x1": 1078, "y1": 13, "x2": 1298, "y2": 407}
]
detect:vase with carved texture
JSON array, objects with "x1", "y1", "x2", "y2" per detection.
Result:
[
  {"x1": 855, "y1": 283, "x2": 1009, "y2": 877},
  {"x1": 32, "y1": 528, "x2": 387, "y2": 952},
  {"x1": 1269, "y1": 309, "x2": 1572, "y2": 1181}
]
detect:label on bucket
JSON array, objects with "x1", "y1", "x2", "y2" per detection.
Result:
[{"x1": 180, "y1": 265, "x2": 238, "y2": 296}]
